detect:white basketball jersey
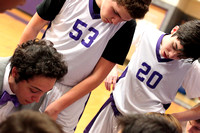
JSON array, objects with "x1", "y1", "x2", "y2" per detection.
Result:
[
  {"x1": 42, "y1": 0, "x2": 126, "y2": 86},
  {"x1": 113, "y1": 25, "x2": 193, "y2": 115}
]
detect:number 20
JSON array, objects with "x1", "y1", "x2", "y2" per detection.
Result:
[{"x1": 136, "y1": 62, "x2": 163, "y2": 89}]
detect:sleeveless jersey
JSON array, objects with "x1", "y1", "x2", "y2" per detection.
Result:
[
  {"x1": 37, "y1": 0, "x2": 136, "y2": 86},
  {"x1": 113, "y1": 25, "x2": 193, "y2": 115}
]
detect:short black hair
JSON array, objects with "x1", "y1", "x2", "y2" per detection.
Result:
[{"x1": 173, "y1": 20, "x2": 200, "y2": 61}]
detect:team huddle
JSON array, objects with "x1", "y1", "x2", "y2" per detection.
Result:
[{"x1": 1, "y1": 0, "x2": 200, "y2": 133}]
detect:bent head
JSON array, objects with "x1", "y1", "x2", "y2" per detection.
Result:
[
  {"x1": 161, "y1": 20, "x2": 200, "y2": 61},
  {"x1": 160, "y1": 31, "x2": 185, "y2": 60},
  {"x1": 117, "y1": 113, "x2": 182, "y2": 133},
  {"x1": 99, "y1": 0, "x2": 151, "y2": 25},
  {"x1": 10, "y1": 72, "x2": 56, "y2": 104},
  {"x1": 0, "y1": 110, "x2": 64, "y2": 133},
  {"x1": 9, "y1": 39, "x2": 68, "y2": 104}
]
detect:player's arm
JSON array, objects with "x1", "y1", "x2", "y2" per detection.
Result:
[
  {"x1": 103, "y1": 20, "x2": 136, "y2": 91},
  {"x1": 172, "y1": 60, "x2": 200, "y2": 121},
  {"x1": 19, "y1": 0, "x2": 64, "y2": 44},
  {"x1": 182, "y1": 60, "x2": 200, "y2": 98},
  {"x1": 19, "y1": 12, "x2": 48, "y2": 44},
  {"x1": 44, "y1": 57, "x2": 116, "y2": 120},
  {"x1": 172, "y1": 105, "x2": 200, "y2": 121}
]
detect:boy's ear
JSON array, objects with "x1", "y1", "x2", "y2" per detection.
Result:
[
  {"x1": 11, "y1": 67, "x2": 18, "y2": 78},
  {"x1": 171, "y1": 26, "x2": 179, "y2": 34}
]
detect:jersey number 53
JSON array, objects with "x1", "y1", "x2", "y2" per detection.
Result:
[{"x1": 69, "y1": 19, "x2": 99, "y2": 48}]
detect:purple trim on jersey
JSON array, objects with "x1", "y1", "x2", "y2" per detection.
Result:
[
  {"x1": 42, "y1": 22, "x2": 52, "y2": 39},
  {"x1": 117, "y1": 67, "x2": 128, "y2": 82},
  {"x1": 84, "y1": 93, "x2": 121, "y2": 133},
  {"x1": 156, "y1": 34, "x2": 173, "y2": 62},
  {"x1": 74, "y1": 93, "x2": 91, "y2": 131},
  {"x1": 89, "y1": 0, "x2": 100, "y2": 19}
]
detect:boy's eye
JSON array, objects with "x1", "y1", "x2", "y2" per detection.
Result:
[
  {"x1": 172, "y1": 43, "x2": 177, "y2": 50},
  {"x1": 30, "y1": 88, "x2": 40, "y2": 93},
  {"x1": 113, "y1": 9, "x2": 120, "y2": 16}
]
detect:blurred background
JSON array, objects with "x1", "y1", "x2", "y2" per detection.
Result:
[{"x1": 1, "y1": 0, "x2": 200, "y2": 132}]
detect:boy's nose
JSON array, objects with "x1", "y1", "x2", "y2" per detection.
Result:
[
  {"x1": 32, "y1": 95, "x2": 42, "y2": 103},
  {"x1": 112, "y1": 18, "x2": 122, "y2": 25},
  {"x1": 169, "y1": 51, "x2": 178, "y2": 59}
]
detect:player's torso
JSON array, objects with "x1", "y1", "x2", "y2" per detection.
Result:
[
  {"x1": 44, "y1": 0, "x2": 125, "y2": 86},
  {"x1": 113, "y1": 29, "x2": 192, "y2": 114}
]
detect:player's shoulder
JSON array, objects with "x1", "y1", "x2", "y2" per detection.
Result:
[{"x1": 37, "y1": 0, "x2": 66, "y2": 21}]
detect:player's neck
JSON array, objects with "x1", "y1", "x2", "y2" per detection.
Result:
[
  {"x1": 161, "y1": 34, "x2": 170, "y2": 47},
  {"x1": 95, "y1": 0, "x2": 101, "y2": 8},
  {"x1": 94, "y1": 0, "x2": 100, "y2": 14}
]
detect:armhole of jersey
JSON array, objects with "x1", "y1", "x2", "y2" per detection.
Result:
[
  {"x1": 36, "y1": 0, "x2": 66, "y2": 21},
  {"x1": 102, "y1": 20, "x2": 136, "y2": 65}
]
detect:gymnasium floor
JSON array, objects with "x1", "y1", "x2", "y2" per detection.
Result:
[{"x1": 0, "y1": 9, "x2": 198, "y2": 133}]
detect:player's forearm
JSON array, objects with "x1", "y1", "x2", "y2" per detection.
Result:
[
  {"x1": 56, "y1": 76, "x2": 104, "y2": 111},
  {"x1": 19, "y1": 12, "x2": 48, "y2": 44},
  {"x1": 19, "y1": 28, "x2": 39, "y2": 44},
  {"x1": 172, "y1": 107, "x2": 200, "y2": 121},
  {"x1": 52, "y1": 58, "x2": 116, "y2": 112}
]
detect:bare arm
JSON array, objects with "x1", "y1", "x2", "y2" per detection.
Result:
[
  {"x1": 19, "y1": 12, "x2": 48, "y2": 44},
  {"x1": 44, "y1": 57, "x2": 116, "y2": 119},
  {"x1": 172, "y1": 104, "x2": 200, "y2": 121}
]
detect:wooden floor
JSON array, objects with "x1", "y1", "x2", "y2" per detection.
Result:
[{"x1": 0, "y1": 9, "x2": 198, "y2": 133}]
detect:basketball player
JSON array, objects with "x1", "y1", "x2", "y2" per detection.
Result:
[
  {"x1": 84, "y1": 20, "x2": 200, "y2": 133},
  {"x1": 18, "y1": 0, "x2": 151, "y2": 132}
]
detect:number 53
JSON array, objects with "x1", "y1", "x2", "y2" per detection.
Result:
[{"x1": 69, "y1": 19, "x2": 99, "y2": 48}]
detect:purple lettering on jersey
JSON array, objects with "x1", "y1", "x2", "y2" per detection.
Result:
[
  {"x1": 136, "y1": 62, "x2": 163, "y2": 89},
  {"x1": 69, "y1": 19, "x2": 87, "y2": 41},
  {"x1": 69, "y1": 19, "x2": 99, "y2": 48}
]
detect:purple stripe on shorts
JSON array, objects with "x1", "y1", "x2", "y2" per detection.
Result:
[
  {"x1": 84, "y1": 93, "x2": 121, "y2": 133},
  {"x1": 117, "y1": 67, "x2": 128, "y2": 82},
  {"x1": 74, "y1": 93, "x2": 92, "y2": 131}
]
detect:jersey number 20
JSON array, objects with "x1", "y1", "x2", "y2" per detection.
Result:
[{"x1": 136, "y1": 62, "x2": 163, "y2": 89}]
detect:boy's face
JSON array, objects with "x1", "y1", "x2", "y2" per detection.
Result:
[
  {"x1": 160, "y1": 35, "x2": 184, "y2": 60},
  {"x1": 99, "y1": 0, "x2": 132, "y2": 25},
  {"x1": 11, "y1": 76, "x2": 56, "y2": 105},
  {"x1": 186, "y1": 120, "x2": 200, "y2": 133},
  {"x1": 0, "y1": 0, "x2": 26, "y2": 13}
]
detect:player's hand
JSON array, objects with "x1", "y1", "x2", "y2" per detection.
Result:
[
  {"x1": 44, "y1": 102, "x2": 60, "y2": 120},
  {"x1": 104, "y1": 65, "x2": 118, "y2": 91}
]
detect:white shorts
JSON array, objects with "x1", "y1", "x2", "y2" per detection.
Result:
[
  {"x1": 40, "y1": 82, "x2": 90, "y2": 133},
  {"x1": 84, "y1": 96, "x2": 118, "y2": 133}
]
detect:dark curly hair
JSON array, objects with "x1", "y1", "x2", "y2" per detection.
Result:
[
  {"x1": 172, "y1": 19, "x2": 200, "y2": 61},
  {"x1": 10, "y1": 39, "x2": 68, "y2": 83},
  {"x1": 114, "y1": 0, "x2": 152, "y2": 19}
]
